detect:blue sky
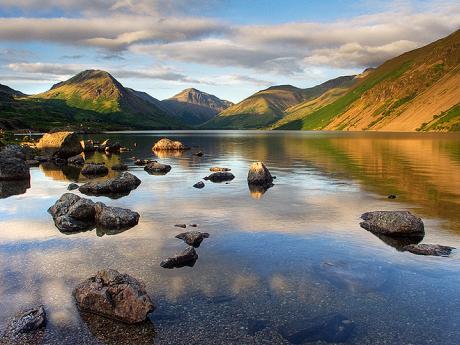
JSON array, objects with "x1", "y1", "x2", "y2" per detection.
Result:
[{"x1": 0, "y1": 0, "x2": 459, "y2": 102}]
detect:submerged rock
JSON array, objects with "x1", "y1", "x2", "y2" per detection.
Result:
[
  {"x1": 74, "y1": 269, "x2": 155, "y2": 324},
  {"x1": 144, "y1": 161, "x2": 171, "y2": 175},
  {"x1": 175, "y1": 231, "x2": 209, "y2": 247},
  {"x1": 404, "y1": 244, "x2": 455, "y2": 257},
  {"x1": 152, "y1": 138, "x2": 188, "y2": 151},
  {"x1": 37, "y1": 131, "x2": 82, "y2": 158},
  {"x1": 204, "y1": 172, "x2": 235, "y2": 183},
  {"x1": 79, "y1": 172, "x2": 141, "y2": 197},
  {"x1": 160, "y1": 247, "x2": 198, "y2": 269},
  {"x1": 247, "y1": 161, "x2": 273, "y2": 186},
  {"x1": 278, "y1": 314, "x2": 354, "y2": 344},
  {"x1": 94, "y1": 202, "x2": 140, "y2": 230},
  {"x1": 81, "y1": 163, "x2": 109, "y2": 177},
  {"x1": 111, "y1": 163, "x2": 128, "y2": 171},
  {"x1": 210, "y1": 167, "x2": 231, "y2": 172},
  {"x1": 6, "y1": 305, "x2": 46, "y2": 335},
  {"x1": 193, "y1": 181, "x2": 205, "y2": 189},
  {"x1": 360, "y1": 211, "x2": 424, "y2": 237}
]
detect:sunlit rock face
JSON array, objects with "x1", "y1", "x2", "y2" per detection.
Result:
[
  {"x1": 152, "y1": 138, "x2": 188, "y2": 151},
  {"x1": 37, "y1": 132, "x2": 83, "y2": 158}
]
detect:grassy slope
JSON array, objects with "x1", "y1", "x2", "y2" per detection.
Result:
[{"x1": 275, "y1": 29, "x2": 460, "y2": 131}]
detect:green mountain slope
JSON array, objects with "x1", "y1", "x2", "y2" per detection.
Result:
[
  {"x1": 202, "y1": 76, "x2": 356, "y2": 129},
  {"x1": 274, "y1": 29, "x2": 460, "y2": 132}
]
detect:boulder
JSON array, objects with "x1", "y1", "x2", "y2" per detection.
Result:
[
  {"x1": 193, "y1": 181, "x2": 205, "y2": 189},
  {"x1": 0, "y1": 157, "x2": 30, "y2": 181},
  {"x1": 0, "y1": 179, "x2": 30, "y2": 198},
  {"x1": 404, "y1": 244, "x2": 455, "y2": 256},
  {"x1": 248, "y1": 183, "x2": 273, "y2": 199},
  {"x1": 360, "y1": 211, "x2": 424, "y2": 237},
  {"x1": 175, "y1": 231, "x2": 209, "y2": 247},
  {"x1": 160, "y1": 247, "x2": 198, "y2": 269},
  {"x1": 247, "y1": 162, "x2": 273, "y2": 186},
  {"x1": 81, "y1": 163, "x2": 109, "y2": 177},
  {"x1": 79, "y1": 172, "x2": 141, "y2": 196},
  {"x1": 67, "y1": 154, "x2": 84, "y2": 166},
  {"x1": 37, "y1": 131, "x2": 83, "y2": 158},
  {"x1": 204, "y1": 172, "x2": 235, "y2": 183},
  {"x1": 144, "y1": 161, "x2": 171, "y2": 175},
  {"x1": 210, "y1": 167, "x2": 231, "y2": 172},
  {"x1": 112, "y1": 163, "x2": 128, "y2": 171},
  {"x1": 74, "y1": 269, "x2": 154, "y2": 324},
  {"x1": 48, "y1": 193, "x2": 96, "y2": 232},
  {"x1": 80, "y1": 140, "x2": 95, "y2": 152},
  {"x1": 0, "y1": 145, "x2": 26, "y2": 160},
  {"x1": 278, "y1": 314, "x2": 354, "y2": 344},
  {"x1": 152, "y1": 138, "x2": 188, "y2": 151},
  {"x1": 2, "y1": 305, "x2": 46, "y2": 337},
  {"x1": 67, "y1": 183, "x2": 79, "y2": 191},
  {"x1": 94, "y1": 203, "x2": 140, "y2": 230}
]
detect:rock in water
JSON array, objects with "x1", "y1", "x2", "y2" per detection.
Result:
[
  {"x1": 152, "y1": 138, "x2": 188, "y2": 151},
  {"x1": 278, "y1": 314, "x2": 354, "y2": 344},
  {"x1": 0, "y1": 179, "x2": 30, "y2": 198},
  {"x1": 360, "y1": 211, "x2": 424, "y2": 237},
  {"x1": 204, "y1": 172, "x2": 235, "y2": 182},
  {"x1": 404, "y1": 244, "x2": 455, "y2": 256},
  {"x1": 48, "y1": 193, "x2": 96, "y2": 232},
  {"x1": 210, "y1": 167, "x2": 231, "y2": 172},
  {"x1": 81, "y1": 163, "x2": 109, "y2": 177},
  {"x1": 80, "y1": 140, "x2": 95, "y2": 152},
  {"x1": 160, "y1": 247, "x2": 198, "y2": 269},
  {"x1": 37, "y1": 131, "x2": 83, "y2": 158},
  {"x1": 79, "y1": 172, "x2": 141, "y2": 197},
  {"x1": 101, "y1": 140, "x2": 122, "y2": 153},
  {"x1": 193, "y1": 151, "x2": 203, "y2": 157},
  {"x1": 193, "y1": 181, "x2": 205, "y2": 189},
  {"x1": 247, "y1": 162, "x2": 273, "y2": 186},
  {"x1": 74, "y1": 269, "x2": 155, "y2": 324},
  {"x1": 68, "y1": 183, "x2": 79, "y2": 191},
  {"x1": 6, "y1": 305, "x2": 46, "y2": 335},
  {"x1": 0, "y1": 157, "x2": 30, "y2": 181},
  {"x1": 175, "y1": 231, "x2": 210, "y2": 247},
  {"x1": 144, "y1": 161, "x2": 171, "y2": 175},
  {"x1": 94, "y1": 203, "x2": 140, "y2": 230},
  {"x1": 67, "y1": 154, "x2": 84, "y2": 166},
  {"x1": 112, "y1": 163, "x2": 128, "y2": 171}
]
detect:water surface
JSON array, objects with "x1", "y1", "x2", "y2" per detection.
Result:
[{"x1": 1, "y1": 131, "x2": 460, "y2": 344}]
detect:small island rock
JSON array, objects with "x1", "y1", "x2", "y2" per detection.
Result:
[
  {"x1": 152, "y1": 138, "x2": 188, "y2": 151},
  {"x1": 360, "y1": 211, "x2": 424, "y2": 237},
  {"x1": 175, "y1": 231, "x2": 209, "y2": 247},
  {"x1": 160, "y1": 247, "x2": 198, "y2": 269},
  {"x1": 247, "y1": 162, "x2": 273, "y2": 186}
]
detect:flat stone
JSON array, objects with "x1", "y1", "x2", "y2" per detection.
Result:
[
  {"x1": 204, "y1": 172, "x2": 235, "y2": 183},
  {"x1": 360, "y1": 211, "x2": 425, "y2": 237},
  {"x1": 144, "y1": 161, "x2": 171, "y2": 174}
]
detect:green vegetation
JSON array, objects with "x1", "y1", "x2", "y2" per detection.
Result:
[{"x1": 420, "y1": 104, "x2": 460, "y2": 132}]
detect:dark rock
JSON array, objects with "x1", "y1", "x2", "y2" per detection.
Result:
[
  {"x1": 26, "y1": 159, "x2": 40, "y2": 167},
  {"x1": 37, "y1": 131, "x2": 83, "y2": 158},
  {"x1": 175, "y1": 224, "x2": 187, "y2": 228},
  {"x1": 34, "y1": 155, "x2": 51, "y2": 163},
  {"x1": 1, "y1": 305, "x2": 46, "y2": 344},
  {"x1": 388, "y1": 194, "x2": 397, "y2": 199},
  {"x1": 134, "y1": 159, "x2": 152, "y2": 166},
  {"x1": 160, "y1": 247, "x2": 198, "y2": 269},
  {"x1": 80, "y1": 140, "x2": 95, "y2": 152},
  {"x1": 48, "y1": 193, "x2": 96, "y2": 232},
  {"x1": 152, "y1": 138, "x2": 188, "y2": 151},
  {"x1": 189, "y1": 224, "x2": 198, "y2": 227},
  {"x1": 101, "y1": 140, "x2": 122, "y2": 153},
  {"x1": 404, "y1": 243, "x2": 455, "y2": 256},
  {"x1": 79, "y1": 172, "x2": 141, "y2": 197},
  {"x1": 0, "y1": 179, "x2": 30, "y2": 198},
  {"x1": 278, "y1": 314, "x2": 354, "y2": 344},
  {"x1": 81, "y1": 163, "x2": 109, "y2": 177},
  {"x1": 0, "y1": 156, "x2": 30, "y2": 181},
  {"x1": 0, "y1": 145, "x2": 27, "y2": 160},
  {"x1": 112, "y1": 163, "x2": 128, "y2": 171},
  {"x1": 372, "y1": 233, "x2": 423, "y2": 251},
  {"x1": 193, "y1": 181, "x2": 205, "y2": 189},
  {"x1": 204, "y1": 172, "x2": 235, "y2": 182},
  {"x1": 68, "y1": 183, "x2": 79, "y2": 191},
  {"x1": 67, "y1": 154, "x2": 84, "y2": 166},
  {"x1": 210, "y1": 167, "x2": 231, "y2": 172},
  {"x1": 175, "y1": 231, "x2": 209, "y2": 247},
  {"x1": 247, "y1": 161, "x2": 273, "y2": 186},
  {"x1": 360, "y1": 211, "x2": 424, "y2": 237},
  {"x1": 144, "y1": 161, "x2": 171, "y2": 175},
  {"x1": 94, "y1": 202, "x2": 140, "y2": 230},
  {"x1": 193, "y1": 151, "x2": 203, "y2": 157},
  {"x1": 74, "y1": 269, "x2": 155, "y2": 324}
]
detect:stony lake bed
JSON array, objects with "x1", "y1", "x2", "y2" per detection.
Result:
[{"x1": 1, "y1": 130, "x2": 460, "y2": 344}]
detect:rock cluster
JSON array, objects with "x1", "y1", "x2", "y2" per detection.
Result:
[{"x1": 74, "y1": 269, "x2": 154, "y2": 324}]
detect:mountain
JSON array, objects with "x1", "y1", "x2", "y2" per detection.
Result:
[
  {"x1": 274, "y1": 29, "x2": 460, "y2": 131},
  {"x1": 202, "y1": 76, "x2": 356, "y2": 129},
  {"x1": 0, "y1": 70, "x2": 184, "y2": 131},
  {"x1": 0, "y1": 84, "x2": 26, "y2": 99},
  {"x1": 160, "y1": 88, "x2": 233, "y2": 126}
]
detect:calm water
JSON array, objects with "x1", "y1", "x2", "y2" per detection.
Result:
[{"x1": 1, "y1": 131, "x2": 460, "y2": 344}]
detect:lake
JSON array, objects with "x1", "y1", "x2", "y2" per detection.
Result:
[{"x1": 1, "y1": 131, "x2": 460, "y2": 344}]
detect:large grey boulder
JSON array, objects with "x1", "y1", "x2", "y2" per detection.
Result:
[
  {"x1": 0, "y1": 157, "x2": 30, "y2": 180},
  {"x1": 360, "y1": 211, "x2": 424, "y2": 237},
  {"x1": 152, "y1": 138, "x2": 188, "y2": 151},
  {"x1": 74, "y1": 269, "x2": 154, "y2": 324},
  {"x1": 48, "y1": 193, "x2": 96, "y2": 232},
  {"x1": 37, "y1": 131, "x2": 82, "y2": 158},
  {"x1": 160, "y1": 247, "x2": 198, "y2": 269},
  {"x1": 79, "y1": 172, "x2": 141, "y2": 196},
  {"x1": 94, "y1": 203, "x2": 140, "y2": 230},
  {"x1": 247, "y1": 162, "x2": 273, "y2": 186}
]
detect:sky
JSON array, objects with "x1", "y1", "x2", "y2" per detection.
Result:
[{"x1": 0, "y1": 0, "x2": 460, "y2": 103}]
